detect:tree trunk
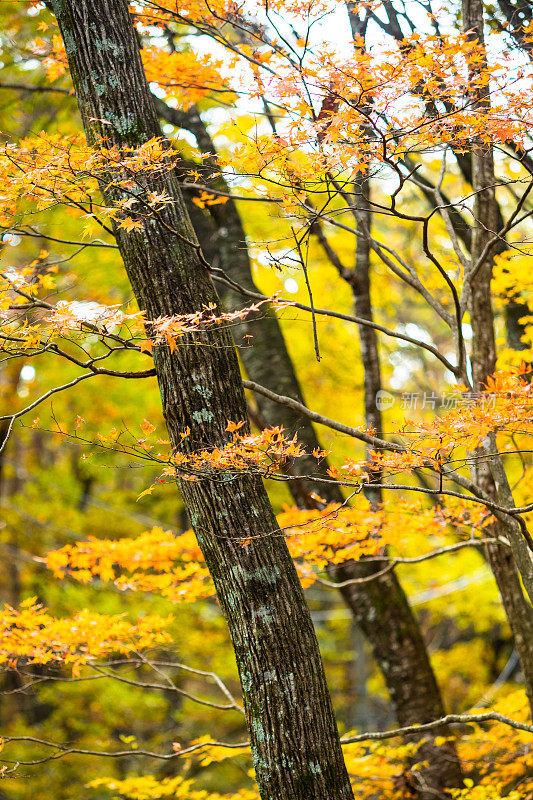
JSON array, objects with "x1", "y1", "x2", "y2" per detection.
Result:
[
  {"x1": 351, "y1": 173, "x2": 383, "y2": 507},
  {"x1": 463, "y1": 0, "x2": 533, "y2": 712},
  {"x1": 50, "y1": 3, "x2": 354, "y2": 798}
]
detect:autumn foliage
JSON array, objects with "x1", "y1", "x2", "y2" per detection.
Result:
[{"x1": 0, "y1": 0, "x2": 532, "y2": 798}]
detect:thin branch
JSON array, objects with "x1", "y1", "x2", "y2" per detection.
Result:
[
  {"x1": 211, "y1": 270, "x2": 458, "y2": 374},
  {"x1": 2, "y1": 710, "x2": 531, "y2": 767},
  {"x1": 315, "y1": 539, "x2": 494, "y2": 588},
  {"x1": 0, "y1": 82, "x2": 71, "y2": 94},
  {"x1": 242, "y1": 379, "x2": 403, "y2": 451},
  {"x1": 90, "y1": 665, "x2": 244, "y2": 714},
  {"x1": 340, "y1": 712, "x2": 533, "y2": 743}
]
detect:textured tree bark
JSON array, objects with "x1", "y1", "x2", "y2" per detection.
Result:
[
  {"x1": 505, "y1": 297, "x2": 530, "y2": 354},
  {"x1": 158, "y1": 97, "x2": 463, "y2": 796},
  {"x1": 50, "y1": 2, "x2": 355, "y2": 798},
  {"x1": 463, "y1": 0, "x2": 533, "y2": 711}
]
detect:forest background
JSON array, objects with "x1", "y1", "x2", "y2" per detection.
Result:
[{"x1": 0, "y1": 0, "x2": 532, "y2": 798}]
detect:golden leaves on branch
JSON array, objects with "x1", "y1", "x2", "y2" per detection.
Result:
[
  {"x1": 142, "y1": 47, "x2": 237, "y2": 110},
  {"x1": 47, "y1": 527, "x2": 211, "y2": 603},
  {"x1": 0, "y1": 598, "x2": 172, "y2": 674},
  {"x1": 333, "y1": 370, "x2": 533, "y2": 481},
  {"x1": 0, "y1": 265, "x2": 288, "y2": 360},
  {"x1": 45, "y1": 494, "x2": 491, "y2": 601}
]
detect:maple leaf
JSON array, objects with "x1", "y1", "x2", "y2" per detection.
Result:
[
  {"x1": 140, "y1": 419, "x2": 156, "y2": 436},
  {"x1": 226, "y1": 420, "x2": 246, "y2": 432},
  {"x1": 139, "y1": 339, "x2": 154, "y2": 354},
  {"x1": 119, "y1": 217, "x2": 143, "y2": 232}
]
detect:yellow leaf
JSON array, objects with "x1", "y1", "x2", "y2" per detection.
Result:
[
  {"x1": 119, "y1": 217, "x2": 143, "y2": 232},
  {"x1": 226, "y1": 420, "x2": 246, "y2": 432},
  {"x1": 140, "y1": 419, "x2": 156, "y2": 435}
]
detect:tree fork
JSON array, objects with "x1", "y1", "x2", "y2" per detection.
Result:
[{"x1": 50, "y1": 2, "x2": 354, "y2": 798}]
